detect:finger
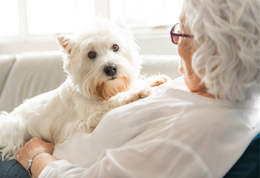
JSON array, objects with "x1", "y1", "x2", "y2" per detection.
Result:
[
  {"x1": 19, "y1": 147, "x2": 27, "y2": 156},
  {"x1": 46, "y1": 142, "x2": 55, "y2": 149},
  {"x1": 18, "y1": 147, "x2": 23, "y2": 154},
  {"x1": 31, "y1": 137, "x2": 42, "y2": 142},
  {"x1": 47, "y1": 142, "x2": 55, "y2": 147},
  {"x1": 16, "y1": 154, "x2": 20, "y2": 161},
  {"x1": 25, "y1": 141, "x2": 31, "y2": 150},
  {"x1": 16, "y1": 153, "x2": 27, "y2": 169}
]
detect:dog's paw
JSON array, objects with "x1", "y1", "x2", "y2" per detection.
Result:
[
  {"x1": 111, "y1": 87, "x2": 152, "y2": 107},
  {"x1": 149, "y1": 75, "x2": 171, "y2": 87},
  {"x1": 120, "y1": 87, "x2": 152, "y2": 104},
  {"x1": 137, "y1": 87, "x2": 153, "y2": 99},
  {"x1": 127, "y1": 87, "x2": 152, "y2": 102}
]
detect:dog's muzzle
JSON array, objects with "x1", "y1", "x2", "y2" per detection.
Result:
[{"x1": 104, "y1": 64, "x2": 117, "y2": 77}]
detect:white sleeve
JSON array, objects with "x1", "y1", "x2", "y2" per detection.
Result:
[{"x1": 39, "y1": 140, "x2": 212, "y2": 178}]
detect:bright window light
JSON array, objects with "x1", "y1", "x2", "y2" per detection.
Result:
[
  {"x1": 0, "y1": 0, "x2": 20, "y2": 38},
  {"x1": 110, "y1": 0, "x2": 183, "y2": 28},
  {"x1": 26, "y1": 0, "x2": 95, "y2": 36}
]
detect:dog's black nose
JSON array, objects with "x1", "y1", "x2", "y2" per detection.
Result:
[{"x1": 104, "y1": 64, "x2": 117, "y2": 76}]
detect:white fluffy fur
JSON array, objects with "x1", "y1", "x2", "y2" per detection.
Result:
[
  {"x1": 0, "y1": 17, "x2": 170, "y2": 160},
  {"x1": 181, "y1": 0, "x2": 260, "y2": 102}
]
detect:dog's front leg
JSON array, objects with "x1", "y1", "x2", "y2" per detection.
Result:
[
  {"x1": 149, "y1": 75, "x2": 171, "y2": 87},
  {"x1": 107, "y1": 87, "x2": 152, "y2": 108},
  {"x1": 141, "y1": 75, "x2": 171, "y2": 88}
]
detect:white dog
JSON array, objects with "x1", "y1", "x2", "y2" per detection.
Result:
[{"x1": 0, "y1": 17, "x2": 170, "y2": 160}]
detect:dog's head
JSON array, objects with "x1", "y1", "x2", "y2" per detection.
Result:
[{"x1": 56, "y1": 17, "x2": 142, "y2": 100}]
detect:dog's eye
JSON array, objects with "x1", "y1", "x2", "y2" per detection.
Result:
[
  {"x1": 88, "y1": 51, "x2": 96, "y2": 59},
  {"x1": 111, "y1": 44, "x2": 119, "y2": 52}
]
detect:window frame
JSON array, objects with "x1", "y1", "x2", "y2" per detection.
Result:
[{"x1": 0, "y1": 0, "x2": 177, "y2": 55}]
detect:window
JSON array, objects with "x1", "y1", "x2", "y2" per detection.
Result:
[
  {"x1": 26, "y1": 0, "x2": 95, "y2": 35},
  {"x1": 0, "y1": 0, "x2": 20, "y2": 38},
  {"x1": 109, "y1": 0, "x2": 182, "y2": 28},
  {"x1": 0, "y1": 0, "x2": 182, "y2": 55},
  {"x1": 0, "y1": 0, "x2": 95, "y2": 38}
]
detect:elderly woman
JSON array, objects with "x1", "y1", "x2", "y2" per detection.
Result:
[{"x1": 1, "y1": 0, "x2": 260, "y2": 177}]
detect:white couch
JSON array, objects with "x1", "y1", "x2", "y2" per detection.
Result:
[{"x1": 0, "y1": 51, "x2": 181, "y2": 112}]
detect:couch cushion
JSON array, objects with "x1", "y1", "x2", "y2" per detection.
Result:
[
  {"x1": 0, "y1": 51, "x2": 66, "y2": 112},
  {"x1": 0, "y1": 55, "x2": 16, "y2": 97},
  {"x1": 141, "y1": 55, "x2": 181, "y2": 79}
]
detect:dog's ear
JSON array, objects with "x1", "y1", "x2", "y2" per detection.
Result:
[{"x1": 56, "y1": 35, "x2": 73, "y2": 54}]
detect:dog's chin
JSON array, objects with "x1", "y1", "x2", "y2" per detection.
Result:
[{"x1": 86, "y1": 76, "x2": 132, "y2": 100}]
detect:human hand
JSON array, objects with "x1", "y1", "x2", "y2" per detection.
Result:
[{"x1": 16, "y1": 137, "x2": 54, "y2": 169}]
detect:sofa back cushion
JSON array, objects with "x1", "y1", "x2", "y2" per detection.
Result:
[
  {"x1": 0, "y1": 55, "x2": 16, "y2": 97},
  {"x1": 141, "y1": 55, "x2": 181, "y2": 78},
  {"x1": 0, "y1": 51, "x2": 66, "y2": 112}
]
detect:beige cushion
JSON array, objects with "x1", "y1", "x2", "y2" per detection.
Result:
[
  {"x1": 0, "y1": 51, "x2": 66, "y2": 112},
  {"x1": 141, "y1": 55, "x2": 181, "y2": 79},
  {"x1": 0, "y1": 55, "x2": 16, "y2": 97}
]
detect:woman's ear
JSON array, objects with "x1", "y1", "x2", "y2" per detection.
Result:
[{"x1": 56, "y1": 35, "x2": 73, "y2": 54}]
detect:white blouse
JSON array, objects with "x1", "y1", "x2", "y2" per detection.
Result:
[{"x1": 39, "y1": 77, "x2": 260, "y2": 178}]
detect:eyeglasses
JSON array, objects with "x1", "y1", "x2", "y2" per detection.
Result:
[{"x1": 170, "y1": 23, "x2": 194, "y2": 45}]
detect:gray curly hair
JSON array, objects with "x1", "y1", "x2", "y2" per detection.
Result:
[{"x1": 181, "y1": 0, "x2": 260, "y2": 102}]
